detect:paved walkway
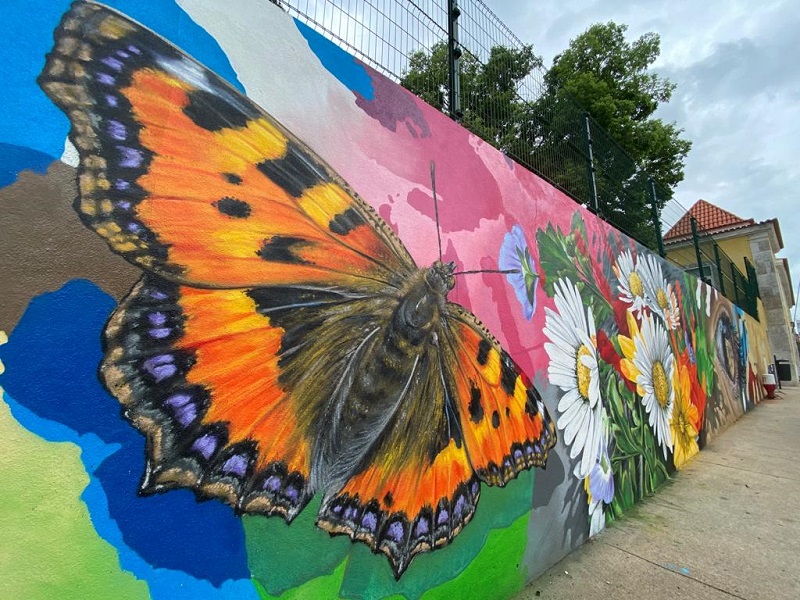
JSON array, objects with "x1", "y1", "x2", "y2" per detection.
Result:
[{"x1": 516, "y1": 386, "x2": 800, "y2": 600}]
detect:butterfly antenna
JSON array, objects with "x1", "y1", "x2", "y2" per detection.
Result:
[
  {"x1": 454, "y1": 268, "x2": 519, "y2": 276},
  {"x1": 430, "y1": 161, "x2": 443, "y2": 262}
]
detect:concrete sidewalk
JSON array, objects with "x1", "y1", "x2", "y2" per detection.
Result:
[{"x1": 516, "y1": 386, "x2": 800, "y2": 600}]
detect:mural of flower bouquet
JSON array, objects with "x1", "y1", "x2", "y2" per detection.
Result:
[{"x1": 504, "y1": 212, "x2": 717, "y2": 536}]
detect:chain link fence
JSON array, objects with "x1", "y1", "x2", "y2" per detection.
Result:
[{"x1": 273, "y1": 0, "x2": 760, "y2": 318}]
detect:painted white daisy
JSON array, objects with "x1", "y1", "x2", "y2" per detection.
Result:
[
  {"x1": 630, "y1": 314, "x2": 675, "y2": 457},
  {"x1": 640, "y1": 255, "x2": 680, "y2": 329},
  {"x1": 613, "y1": 249, "x2": 647, "y2": 315},
  {"x1": 543, "y1": 278, "x2": 603, "y2": 478}
]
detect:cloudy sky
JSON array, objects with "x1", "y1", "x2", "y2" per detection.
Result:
[{"x1": 489, "y1": 0, "x2": 800, "y2": 314}]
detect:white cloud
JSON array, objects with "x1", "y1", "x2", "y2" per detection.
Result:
[{"x1": 489, "y1": 0, "x2": 800, "y2": 307}]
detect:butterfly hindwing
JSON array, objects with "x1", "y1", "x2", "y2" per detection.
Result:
[
  {"x1": 104, "y1": 274, "x2": 319, "y2": 517},
  {"x1": 442, "y1": 306, "x2": 557, "y2": 486},
  {"x1": 316, "y1": 341, "x2": 480, "y2": 579},
  {"x1": 38, "y1": 1, "x2": 415, "y2": 290}
]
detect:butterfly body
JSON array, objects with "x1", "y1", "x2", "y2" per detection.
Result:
[{"x1": 39, "y1": 1, "x2": 556, "y2": 578}]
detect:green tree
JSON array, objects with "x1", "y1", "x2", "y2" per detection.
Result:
[
  {"x1": 401, "y1": 42, "x2": 540, "y2": 152},
  {"x1": 400, "y1": 22, "x2": 691, "y2": 250},
  {"x1": 544, "y1": 22, "x2": 691, "y2": 189}
]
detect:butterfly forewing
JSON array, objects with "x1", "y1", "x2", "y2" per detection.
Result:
[{"x1": 38, "y1": 1, "x2": 415, "y2": 290}]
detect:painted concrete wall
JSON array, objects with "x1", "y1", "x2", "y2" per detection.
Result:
[{"x1": 0, "y1": 2, "x2": 774, "y2": 598}]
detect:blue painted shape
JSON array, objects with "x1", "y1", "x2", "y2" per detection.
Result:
[
  {"x1": 0, "y1": 143, "x2": 56, "y2": 187},
  {"x1": 0, "y1": 280, "x2": 254, "y2": 593},
  {"x1": 0, "y1": 280, "x2": 129, "y2": 445},
  {"x1": 294, "y1": 19, "x2": 374, "y2": 100},
  {"x1": 0, "y1": 0, "x2": 244, "y2": 185}
]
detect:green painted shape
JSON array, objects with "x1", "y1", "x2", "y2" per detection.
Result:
[
  {"x1": 253, "y1": 560, "x2": 348, "y2": 600},
  {"x1": 247, "y1": 470, "x2": 534, "y2": 599},
  {"x1": 245, "y1": 496, "x2": 351, "y2": 595},
  {"x1": 0, "y1": 391, "x2": 148, "y2": 600},
  {"x1": 419, "y1": 510, "x2": 529, "y2": 600},
  {"x1": 339, "y1": 471, "x2": 534, "y2": 599}
]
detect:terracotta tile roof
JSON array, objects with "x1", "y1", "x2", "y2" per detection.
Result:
[{"x1": 663, "y1": 199, "x2": 755, "y2": 242}]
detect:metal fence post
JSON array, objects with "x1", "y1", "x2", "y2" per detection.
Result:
[
  {"x1": 690, "y1": 217, "x2": 708, "y2": 285},
  {"x1": 713, "y1": 243, "x2": 725, "y2": 295},
  {"x1": 648, "y1": 177, "x2": 665, "y2": 257},
  {"x1": 447, "y1": 0, "x2": 462, "y2": 121},
  {"x1": 582, "y1": 113, "x2": 600, "y2": 214}
]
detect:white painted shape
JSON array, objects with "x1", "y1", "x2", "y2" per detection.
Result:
[{"x1": 60, "y1": 138, "x2": 79, "y2": 167}]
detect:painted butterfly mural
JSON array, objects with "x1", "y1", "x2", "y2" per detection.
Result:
[{"x1": 38, "y1": 1, "x2": 556, "y2": 578}]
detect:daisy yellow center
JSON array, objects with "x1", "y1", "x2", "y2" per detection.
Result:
[
  {"x1": 576, "y1": 345, "x2": 593, "y2": 400},
  {"x1": 656, "y1": 288, "x2": 669, "y2": 309},
  {"x1": 652, "y1": 361, "x2": 670, "y2": 408},
  {"x1": 629, "y1": 271, "x2": 644, "y2": 298}
]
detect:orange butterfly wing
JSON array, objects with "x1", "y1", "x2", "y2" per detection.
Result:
[
  {"x1": 38, "y1": 1, "x2": 414, "y2": 290},
  {"x1": 442, "y1": 306, "x2": 557, "y2": 485},
  {"x1": 316, "y1": 339, "x2": 479, "y2": 578}
]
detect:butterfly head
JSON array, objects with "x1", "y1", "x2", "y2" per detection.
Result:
[{"x1": 426, "y1": 261, "x2": 456, "y2": 296}]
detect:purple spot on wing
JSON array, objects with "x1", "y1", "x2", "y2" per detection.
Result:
[
  {"x1": 471, "y1": 481, "x2": 479, "y2": 496},
  {"x1": 223, "y1": 454, "x2": 248, "y2": 477},
  {"x1": 150, "y1": 290, "x2": 168, "y2": 301},
  {"x1": 108, "y1": 120, "x2": 126, "y2": 140},
  {"x1": 117, "y1": 146, "x2": 143, "y2": 168},
  {"x1": 513, "y1": 448, "x2": 524, "y2": 461},
  {"x1": 116, "y1": 49, "x2": 130, "y2": 59},
  {"x1": 263, "y1": 475, "x2": 281, "y2": 492},
  {"x1": 149, "y1": 312, "x2": 167, "y2": 326},
  {"x1": 149, "y1": 328, "x2": 171, "y2": 339},
  {"x1": 525, "y1": 445, "x2": 534, "y2": 455},
  {"x1": 96, "y1": 72, "x2": 115, "y2": 85},
  {"x1": 174, "y1": 402, "x2": 197, "y2": 426},
  {"x1": 165, "y1": 393, "x2": 191, "y2": 408},
  {"x1": 414, "y1": 517, "x2": 429, "y2": 536},
  {"x1": 192, "y1": 434, "x2": 218, "y2": 459},
  {"x1": 128, "y1": 45, "x2": 142, "y2": 55},
  {"x1": 102, "y1": 56, "x2": 123, "y2": 71},
  {"x1": 437, "y1": 509, "x2": 449, "y2": 525},
  {"x1": 386, "y1": 521, "x2": 405, "y2": 542},
  {"x1": 284, "y1": 485, "x2": 299, "y2": 501},
  {"x1": 115, "y1": 179, "x2": 130, "y2": 191},
  {"x1": 105, "y1": 94, "x2": 118, "y2": 107},
  {"x1": 454, "y1": 495, "x2": 466, "y2": 517},
  {"x1": 332, "y1": 504, "x2": 343, "y2": 515},
  {"x1": 127, "y1": 222, "x2": 141, "y2": 233},
  {"x1": 344, "y1": 507, "x2": 355, "y2": 520},
  {"x1": 117, "y1": 200, "x2": 131, "y2": 210},
  {"x1": 143, "y1": 355, "x2": 176, "y2": 382},
  {"x1": 361, "y1": 512, "x2": 378, "y2": 531}
]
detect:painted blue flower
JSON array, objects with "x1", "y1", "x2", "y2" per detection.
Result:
[
  {"x1": 588, "y1": 434, "x2": 615, "y2": 505},
  {"x1": 499, "y1": 225, "x2": 539, "y2": 320}
]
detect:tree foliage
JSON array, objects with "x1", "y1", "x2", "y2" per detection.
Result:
[
  {"x1": 400, "y1": 22, "x2": 692, "y2": 250},
  {"x1": 401, "y1": 42, "x2": 540, "y2": 152}
]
